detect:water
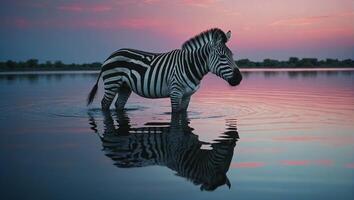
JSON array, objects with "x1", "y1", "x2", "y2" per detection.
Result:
[{"x1": 1, "y1": 69, "x2": 353, "y2": 200}]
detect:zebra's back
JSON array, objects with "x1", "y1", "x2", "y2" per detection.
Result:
[{"x1": 101, "y1": 48, "x2": 181, "y2": 98}]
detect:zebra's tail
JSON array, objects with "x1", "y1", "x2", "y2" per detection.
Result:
[{"x1": 87, "y1": 70, "x2": 102, "y2": 106}]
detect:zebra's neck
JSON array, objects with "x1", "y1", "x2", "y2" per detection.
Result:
[{"x1": 183, "y1": 44, "x2": 211, "y2": 84}]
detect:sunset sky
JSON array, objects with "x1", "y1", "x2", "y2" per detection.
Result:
[{"x1": 1, "y1": 0, "x2": 353, "y2": 63}]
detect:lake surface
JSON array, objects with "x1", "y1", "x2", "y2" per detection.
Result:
[{"x1": 1, "y1": 69, "x2": 353, "y2": 200}]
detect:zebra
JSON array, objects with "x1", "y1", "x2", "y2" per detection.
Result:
[
  {"x1": 88, "y1": 111, "x2": 239, "y2": 191},
  {"x1": 87, "y1": 28, "x2": 242, "y2": 112}
]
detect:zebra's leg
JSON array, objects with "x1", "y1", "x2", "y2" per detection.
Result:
[
  {"x1": 101, "y1": 82, "x2": 121, "y2": 110},
  {"x1": 170, "y1": 90, "x2": 183, "y2": 113},
  {"x1": 115, "y1": 86, "x2": 132, "y2": 110},
  {"x1": 180, "y1": 95, "x2": 191, "y2": 112}
]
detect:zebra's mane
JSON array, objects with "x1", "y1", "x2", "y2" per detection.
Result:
[{"x1": 181, "y1": 28, "x2": 227, "y2": 51}]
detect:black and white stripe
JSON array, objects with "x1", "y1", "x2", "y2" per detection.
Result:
[
  {"x1": 87, "y1": 28, "x2": 242, "y2": 112},
  {"x1": 88, "y1": 111, "x2": 239, "y2": 191}
]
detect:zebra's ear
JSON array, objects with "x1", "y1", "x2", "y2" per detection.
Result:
[{"x1": 226, "y1": 31, "x2": 231, "y2": 42}]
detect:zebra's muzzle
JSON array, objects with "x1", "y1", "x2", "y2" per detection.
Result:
[{"x1": 227, "y1": 70, "x2": 242, "y2": 86}]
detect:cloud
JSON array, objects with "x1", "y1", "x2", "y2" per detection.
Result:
[
  {"x1": 20, "y1": 1, "x2": 49, "y2": 8},
  {"x1": 270, "y1": 11, "x2": 354, "y2": 26},
  {"x1": 181, "y1": 0, "x2": 217, "y2": 7},
  {"x1": 117, "y1": 18, "x2": 162, "y2": 29},
  {"x1": 143, "y1": 0, "x2": 161, "y2": 4},
  {"x1": 0, "y1": 17, "x2": 32, "y2": 28},
  {"x1": 75, "y1": 17, "x2": 177, "y2": 33},
  {"x1": 216, "y1": 7, "x2": 240, "y2": 16},
  {"x1": 0, "y1": 17, "x2": 158, "y2": 30},
  {"x1": 0, "y1": 16, "x2": 189, "y2": 39},
  {"x1": 338, "y1": 11, "x2": 354, "y2": 17},
  {"x1": 57, "y1": 4, "x2": 112, "y2": 12},
  {"x1": 270, "y1": 16, "x2": 330, "y2": 26}
]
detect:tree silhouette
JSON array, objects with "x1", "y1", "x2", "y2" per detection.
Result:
[{"x1": 0, "y1": 58, "x2": 353, "y2": 71}]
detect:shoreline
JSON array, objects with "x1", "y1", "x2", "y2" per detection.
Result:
[{"x1": 1, "y1": 68, "x2": 353, "y2": 75}]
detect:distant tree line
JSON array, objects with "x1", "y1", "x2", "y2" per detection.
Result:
[
  {"x1": 0, "y1": 57, "x2": 353, "y2": 71},
  {"x1": 236, "y1": 57, "x2": 354, "y2": 68},
  {"x1": 0, "y1": 59, "x2": 102, "y2": 71}
]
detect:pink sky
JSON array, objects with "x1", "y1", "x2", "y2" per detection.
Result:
[{"x1": 0, "y1": 0, "x2": 353, "y2": 62}]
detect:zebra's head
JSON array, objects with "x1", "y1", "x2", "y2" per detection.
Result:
[{"x1": 208, "y1": 30, "x2": 242, "y2": 86}]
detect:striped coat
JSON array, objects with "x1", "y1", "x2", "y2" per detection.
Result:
[
  {"x1": 87, "y1": 28, "x2": 242, "y2": 112},
  {"x1": 89, "y1": 111, "x2": 239, "y2": 191}
]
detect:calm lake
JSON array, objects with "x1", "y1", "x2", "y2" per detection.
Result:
[{"x1": 1, "y1": 69, "x2": 353, "y2": 200}]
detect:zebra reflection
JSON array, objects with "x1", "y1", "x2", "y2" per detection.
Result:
[{"x1": 89, "y1": 111, "x2": 239, "y2": 191}]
